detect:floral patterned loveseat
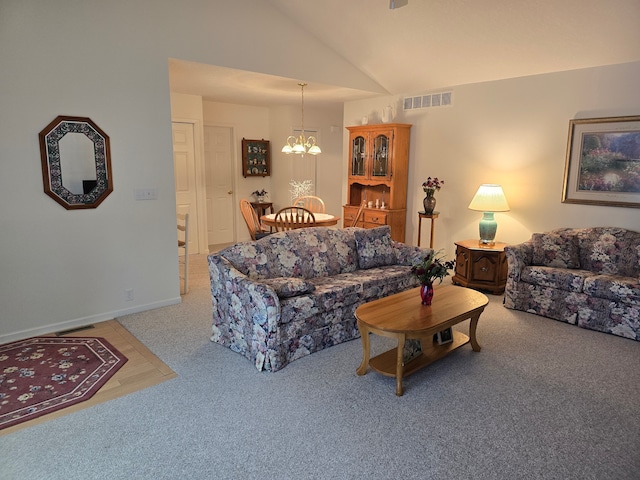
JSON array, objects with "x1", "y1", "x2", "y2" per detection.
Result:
[
  {"x1": 207, "y1": 226, "x2": 426, "y2": 372},
  {"x1": 504, "y1": 227, "x2": 640, "y2": 341}
]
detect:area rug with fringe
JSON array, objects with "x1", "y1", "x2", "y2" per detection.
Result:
[{"x1": 0, "y1": 336, "x2": 127, "y2": 430}]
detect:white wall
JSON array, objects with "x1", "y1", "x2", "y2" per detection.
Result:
[
  {"x1": 268, "y1": 106, "x2": 344, "y2": 215},
  {"x1": 344, "y1": 62, "x2": 640, "y2": 258},
  {"x1": 2, "y1": 1, "x2": 638, "y2": 342},
  {"x1": 170, "y1": 93, "x2": 207, "y2": 252},
  {"x1": 202, "y1": 100, "x2": 271, "y2": 243},
  {"x1": 201, "y1": 101, "x2": 344, "y2": 243},
  {"x1": 0, "y1": 4, "x2": 180, "y2": 342},
  {"x1": 0, "y1": 0, "x2": 379, "y2": 341}
]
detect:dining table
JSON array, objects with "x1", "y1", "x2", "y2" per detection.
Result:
[{"x1": 261, "y1": 212, "x2": 341, "y2": 228}]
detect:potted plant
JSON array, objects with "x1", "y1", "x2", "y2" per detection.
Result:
[
  {"x1": 252, "y1": 189, "x2": 268, "y2": 203},
  {"x1": 411, "y1": 249, "x2": 455, "y2": 305}
]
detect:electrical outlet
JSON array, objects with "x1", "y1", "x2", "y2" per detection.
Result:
[{"x1": 125, "y1": 289, "x2": 134, "y2": 301}]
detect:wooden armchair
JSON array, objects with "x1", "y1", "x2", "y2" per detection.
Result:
[
  {"x1": 177, "y1": 213, "x2": 189, "y2": 294},
  {"x1": 240, "y1": 199, "x2": 270, "y2": 240},
  {"x1": 274, "y1": 207, "x2": 316, "y2": 231},
  {"x1": 350, "y1": 202, "x2": 366, "y2": 227},
  {"x1": 292, "y1": 195, "x2": 326, "y2": 213}
]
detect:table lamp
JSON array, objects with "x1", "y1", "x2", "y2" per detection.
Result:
[{"x1": 468, "y1": 184, "x2": 510, "y2": 246}]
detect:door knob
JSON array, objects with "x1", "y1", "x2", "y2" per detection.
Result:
[{"x1": 228, "y1": 190, "x2": 233, "y2": 195}]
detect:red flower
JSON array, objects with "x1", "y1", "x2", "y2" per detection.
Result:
[
  {"x1": 422, "y1": 176, "x2": 444, "y2": 191},
  {"x1": 412, "y1": 249, "x2": 454, "y2": 285}
]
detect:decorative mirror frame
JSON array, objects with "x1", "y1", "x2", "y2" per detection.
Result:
[{"x1": 39, "y1": 115, "x2": 113, "y2": 210}]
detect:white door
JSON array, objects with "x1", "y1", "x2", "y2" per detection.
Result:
[
  {"x1": 172, "y1": 122, "x2": 199, "y2": 253},
  {"x1": 204, "y1": 126, "x2": 234, "y2": 246}
]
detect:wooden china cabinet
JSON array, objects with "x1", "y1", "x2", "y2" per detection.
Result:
[{"x1": 343, "y1": 123, "x2": 411, "y2": 242}]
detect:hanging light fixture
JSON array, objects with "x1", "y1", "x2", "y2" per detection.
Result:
[{"x1": 282, "y1": 82, "x2": 321, "y2": 156}]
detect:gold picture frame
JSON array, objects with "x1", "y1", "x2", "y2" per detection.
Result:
[{"x1": 562, "y1": 115, "x2": 640, "y2": 208}]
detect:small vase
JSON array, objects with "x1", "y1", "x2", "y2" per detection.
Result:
[
  {"x1": 420, "y1": 282, "x2": 434, "y2": 305},
  {"x1": 423, "y1": 192, "x2": 437, "y2": 215}
]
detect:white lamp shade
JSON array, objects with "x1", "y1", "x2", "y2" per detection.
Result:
[
  {"x1": 308, "y1": 145, "x2": 322, "y2": 155},
  {"x1": 468, "y1": 184, "x2": 510, "y2": 212}
]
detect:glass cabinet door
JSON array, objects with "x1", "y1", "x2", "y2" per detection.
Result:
[
  {"x1": 372, "y1": 134, "x2": 389, "y2": 178},
  {"x1": 351, "y1": 135, "x2": 366, "y2": 177}
]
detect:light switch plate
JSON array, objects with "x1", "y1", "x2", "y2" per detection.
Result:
[{"x1": 134, "y1": 188, "x2": 157, "y2": 200}]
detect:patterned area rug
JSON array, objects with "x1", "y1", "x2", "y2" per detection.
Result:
[{"x1": 0, "y1": 336, "x2": 127, "y2": 430}]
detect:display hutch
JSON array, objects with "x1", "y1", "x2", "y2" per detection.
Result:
[{"x1": 343, "y1": 123, "x2": 411, "y2": 242}]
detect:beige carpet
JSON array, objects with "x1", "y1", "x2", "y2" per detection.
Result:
[{"x1": 4, "y1": 252, "x2": 639, "y2": 479}]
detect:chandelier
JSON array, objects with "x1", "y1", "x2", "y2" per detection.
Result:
[{"x1": 281, "y1": 82, "x2": 321, "y2": 156}]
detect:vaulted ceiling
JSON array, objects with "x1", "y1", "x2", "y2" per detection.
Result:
[{"x1": 169, "y1": 0, "x2": 640, "y2": 107}]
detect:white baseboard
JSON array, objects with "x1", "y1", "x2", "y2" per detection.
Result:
[{"x1": 0, "y1": 297, "x2": 182, "y2": 344}]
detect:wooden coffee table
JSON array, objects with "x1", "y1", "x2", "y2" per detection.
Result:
[{"x1": 355, "y1": 285, "x2": 488, "y2": 396}]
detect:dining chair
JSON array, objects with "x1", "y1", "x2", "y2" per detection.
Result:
[
  {"x1": 240, "y1": 199, "x2": 270, "y2": 240},
  {"x1": 274, "y1": 206, "x2": 316, "y2": 231},
  {"x1": 177, "y1": 213, "x2": 189, "y2": 294},
  {"x1": 350, "y1": 201, "x2": 366, "y2": 227},
  {"x1": 292, "y1": 195, "x2": 326, "y2": 214}
]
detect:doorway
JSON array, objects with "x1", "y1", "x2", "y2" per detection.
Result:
[
  {"x1": 172, "y1": 122, "x2": 199, "y2": 254},
  {"x1": 172, "y1": 122, "x2": 236, "y2": 254},
  {"x1": 203, "y1": 125, "x2": 235, "y2": 248}
]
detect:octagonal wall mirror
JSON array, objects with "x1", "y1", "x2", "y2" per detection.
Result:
[{"x1": 39, "y1": 115, "x2": 113, "y2": 209}]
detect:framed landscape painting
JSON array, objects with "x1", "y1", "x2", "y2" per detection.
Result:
[{"x1": 562, "y1": 115, "x2": 640, "y2": 208}]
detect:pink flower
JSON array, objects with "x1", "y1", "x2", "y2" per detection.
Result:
[{"x1": 422, "y1": 177, "x2": 444, "y2": 191}]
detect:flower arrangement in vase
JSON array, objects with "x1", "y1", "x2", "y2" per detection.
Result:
[
  {"x1": 411, "y1": 249, "x2": 455, "y2": 305},
  {"x1": 251, "y1": 189, "x2": 268, "y2": 203},
  {"x1": 421, "y1": 177, "x2": 444, "y2": 214}
]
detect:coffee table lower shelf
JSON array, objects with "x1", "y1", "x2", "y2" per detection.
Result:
[
  {"x1": 369, "y1": 331, "x2": 470, "y2": 378},
  {"x1": 355, "y1": 285, "x2": 488, "y2": 396}
]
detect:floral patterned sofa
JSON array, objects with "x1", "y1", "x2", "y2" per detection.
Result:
[
  {"x1": 207, "y1": 226, "x2": 426, "y2": 372},
  {"x1": 504, "y1": 227, "x2": 640, "y2": 341}
]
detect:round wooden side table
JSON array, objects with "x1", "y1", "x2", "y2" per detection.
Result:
[{"x1": 250, "y1": 201, "x2": 274, "y2": 219}]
